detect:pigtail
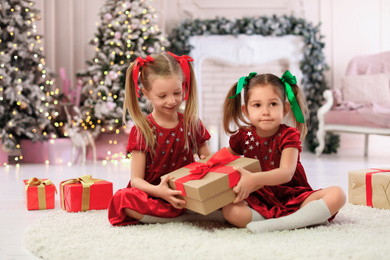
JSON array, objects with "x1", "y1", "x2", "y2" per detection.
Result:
[
  {"x1": 223, "y1": 83, "x2": 250, "y2": 135},
  {"x1": 165, "y1": 52, "x2": 204, "y2": 154},
  {"x1": 123, "y1": 62, "x2": 156, "y2": 155},
  {"x1": 182, "y1": 61, "x2": 202, "y2": 153},
  {"x1": 289, "y1": 84, "x2": 308, "y2": 141}
]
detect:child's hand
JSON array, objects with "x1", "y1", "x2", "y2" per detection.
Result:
[
  {"x1": 232, "y1": 167, "x2": 256, "y2": 204},
  {"x1": 158, "y1": 175, "x2": 186, "y2": 209}
]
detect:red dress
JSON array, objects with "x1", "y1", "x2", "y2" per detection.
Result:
[
  {"x1": 108, "y1": 113, "x2": 210, "y2": 226},
  {"x1": 229, "y1": 124, "x2": 317, "y2": 219}
]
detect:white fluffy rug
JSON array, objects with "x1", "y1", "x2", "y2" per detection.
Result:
[{"x1": 24, "y1": 203, "x2": 390, "y2": 260}]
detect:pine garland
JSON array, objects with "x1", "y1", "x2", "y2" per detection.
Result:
[{"x1": 168, "y1": 15, "x2": 339, "y2": 153}]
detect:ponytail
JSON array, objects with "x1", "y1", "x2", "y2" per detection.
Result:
[
  {"x1": 288, "y1": 84, "x2": 308, "y2": 141},
  {"x1": 223, "y1": 83, "x2": 250, "y2": 135},
  {"x1": 182, "y1": 62, "x2": 202, "y2": 152},
  {"x1": 123, "y1": 62, "x2": 156, "y2": 155}
]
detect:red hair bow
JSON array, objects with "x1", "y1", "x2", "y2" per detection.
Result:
[
  {"x1": 167, "y1": 52, "x2": 194, "y2": 100},
  {"x1": 132, "y1": 56, "x2": 154, "y2": 98}
]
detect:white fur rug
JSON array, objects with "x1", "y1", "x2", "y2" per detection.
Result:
[{"x1": 24, "y1": 203, "x2": 390, "y2": 260}]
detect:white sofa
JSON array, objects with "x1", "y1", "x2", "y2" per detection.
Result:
[{"x1": 315, "y1": 52, "x2": 390, "y2": 156}]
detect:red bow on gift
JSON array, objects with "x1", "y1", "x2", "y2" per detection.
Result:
[{"x1": 175, "y1": 147, "x2": 241, "y2": 196}]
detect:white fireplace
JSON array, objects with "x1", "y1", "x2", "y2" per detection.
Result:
[{"x1": 189, "y1": 34, "x2": 305, "y2": 152}]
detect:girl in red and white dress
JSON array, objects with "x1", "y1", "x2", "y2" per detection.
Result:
[
  {"x1": 108, "y1": 52, "x2": 224, "y2": 226},
  {"x1": 221, "y1": 71, "x2": 346, "y2": 232}
]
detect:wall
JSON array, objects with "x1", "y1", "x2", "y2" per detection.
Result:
[
  {"x1": 34, "y1": 0, "x2": 104, "y2": 83},
  {"x1": 34, "y1": 0, "x2": 390, "y2": 92}
]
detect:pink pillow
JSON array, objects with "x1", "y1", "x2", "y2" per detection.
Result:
[{"x1": 341, "y1": 73, "x2": 390, "y2": 105}]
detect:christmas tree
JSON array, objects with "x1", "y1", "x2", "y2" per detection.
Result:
[
  {"x1": 0, "y1": 0, "x2": 60, "y2": 153},
  {"x1": 77, "y1": 0, "x2": 169, "y2": 135}
]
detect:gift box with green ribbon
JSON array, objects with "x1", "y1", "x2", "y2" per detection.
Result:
[
  {"x1": 163, "y1": 147, "x2": 261, "y2": 215},
  {"x1": 348, "y1": 168, "x2": 390, "y2": 209},
  {"x1": 60, "y1": 175, "x2": 113, "y2": 212},
  {"x1": 24, "y1": 177, "x2": 57, "y2": 210}
]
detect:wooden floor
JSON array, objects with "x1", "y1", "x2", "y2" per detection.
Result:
[{"x1": 1, "y1": 133, "x2": 389, "y2": 260}]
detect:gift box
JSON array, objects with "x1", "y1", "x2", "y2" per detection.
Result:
[
  {"x1": 20, "y1": 138, "x2": 72, "y2": 165},
  {"x1": 348, "y1": 168, "x2": 390, "y2": 209},
  {"x1": 24, "y1": 178, "x2": 56, "y2": 210},
  {"x1": 163, "y1": 147, "x2": 261, "y2": 215},
  {"x1": 60, "y1": 175, "x2": 113, "y2": 212}
]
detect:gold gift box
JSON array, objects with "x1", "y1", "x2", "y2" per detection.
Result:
[
  {"x1": 164, "y1": 150, "x2": 261, "y2": 215},
  {"x1": 348, "y1": 168, "x2": 390, "y2": 209}
]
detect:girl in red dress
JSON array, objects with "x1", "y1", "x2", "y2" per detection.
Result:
[
  {"x1": 221, "y1": 71, "x2": 346, "y2": 232},
  {"x1": 108, "y1": 52, "x2": 220, "y2": 226}
]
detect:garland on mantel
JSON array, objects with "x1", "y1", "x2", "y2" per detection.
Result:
[{"x1": 168, "y1": 15, "x2": 339, "y2": 153}]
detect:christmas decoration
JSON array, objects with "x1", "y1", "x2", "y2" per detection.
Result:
[
  {"x1": 168, "y1": 15, "x2": 339, "y2": 153},
  {"x1": 76, "y1": 0, "x2": 169, "y2": 135},
  {"x1": 0, "y1": 0, "x2": 61, "y2": 152},
  {"x1": 63, "y1": 105, "x2": 96, "y2": 165}
]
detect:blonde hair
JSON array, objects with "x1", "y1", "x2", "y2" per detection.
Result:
[
  {"x1": 223, "y1": 73, "x2": 308, "y2": 140},
  {"x1": 123, "y1": 53, "x2": 202, "y2": 155}
]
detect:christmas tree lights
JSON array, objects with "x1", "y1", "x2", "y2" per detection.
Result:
[
  {"x1": 0, "y1": 0, "x2": 61, "y2": 153},
  {"x1": 77, "y1": 0, "x2": 169, "y2": 135}
]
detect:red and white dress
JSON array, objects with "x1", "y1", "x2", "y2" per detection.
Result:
[
  {"x1": 108, "y1": 113, "x2": 210, "y2": 226},
  {"x1": 229, "y1": 124, "x2": 317, "y2": 219}
]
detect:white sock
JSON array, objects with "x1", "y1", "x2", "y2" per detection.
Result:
[
  {"x1": 140, "y1": 210, "x2": 226, "y2": 224},
  {"x1": 246, "y1": 199, "x2": 331, "y2": 233},
  {"x1": 251, "y1": 208, "x2": 266, "y2": 222}
]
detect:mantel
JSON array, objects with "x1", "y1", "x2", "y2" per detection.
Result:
[{"x1": 189, "y1": 34, "x2": 305, "y2": 117}]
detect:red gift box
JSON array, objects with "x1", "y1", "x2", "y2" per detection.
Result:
[
  {"x1": 60, "y1": 175, "x2": 113, "y2": 212},
  {"x1": 24, "y1": 178, "x2": 56, "y2": 210}
]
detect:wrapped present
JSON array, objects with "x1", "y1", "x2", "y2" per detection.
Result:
[
  {"x1": 20, "y1": 138, "x2": 72, "y2": 165},
  {"x1": 60, "y1": 175, "x2": 113, "y2": 212},
  {"x1": 348, "y1": 168, "x2": 390, "y2": 209},
  {"x1": 163, "y1": 147, "x2": 261, "y2": 215},
  {"x1": 24, "y1": 178, "x2": 56, "y2": 210}
]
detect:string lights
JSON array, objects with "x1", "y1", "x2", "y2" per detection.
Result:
[
  {"x1": 0, "y1": 0, "x2": 61, "y2": 165},
  {"x1": 76, "y1": 0, "x2": 168, "y2": 138},
  {"x1": 1, "y1": 0, "x2": 166, "y2": 166}
]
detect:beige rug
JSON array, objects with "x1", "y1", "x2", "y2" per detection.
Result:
[{"x1": 24, "y1": 203, "x2": 390, "y2": 260}]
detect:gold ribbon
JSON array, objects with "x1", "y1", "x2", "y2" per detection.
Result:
[
  {"x1": 25, "y1": 177, "x2": 56, "y2": 210},
  {"x1": 60, "y1": 175, "x2": 103, "y2": 211}
]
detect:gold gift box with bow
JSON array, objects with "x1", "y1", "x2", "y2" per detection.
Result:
[
  {"x1": 163, "y1": 148, "x2": 261, "y2": 215},
  {"x1": 24, "y1": 177, "x2": 57, "y2": 210},
  {"x1": 348, "y1": 168, "x2": 390, "y2": 209},
  {"x1": 60, "y1": 175, "x2": 113, "y2": 212}
]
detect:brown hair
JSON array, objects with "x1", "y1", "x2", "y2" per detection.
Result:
[
  {"x1": 123, "y1": 53, "x2": 202, "y2": 155},
  {"x1": 223, "y1": 73, "x2": 308, "y2": 140}
]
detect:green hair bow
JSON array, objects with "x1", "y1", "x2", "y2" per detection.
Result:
[
  {"x1": 280, "y1": 70, "x2": 305, "y2": 123},
  {"x1": 229, "y1": 72, "x2": 257, "y2": 98}
]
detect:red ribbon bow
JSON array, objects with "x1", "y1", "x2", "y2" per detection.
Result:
[
  {"x1": 167, "y1": 52, "x2": 194, "y2": 100},
  {"x1": 132, "y1": 56, "x2": 154, "y2": 98},
  {"x1": 175, "y1": 147, "x2": 241, "y2": 196},
  {"x1": 365, "y1": 168, "x2": 390, "y2": 207}
]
